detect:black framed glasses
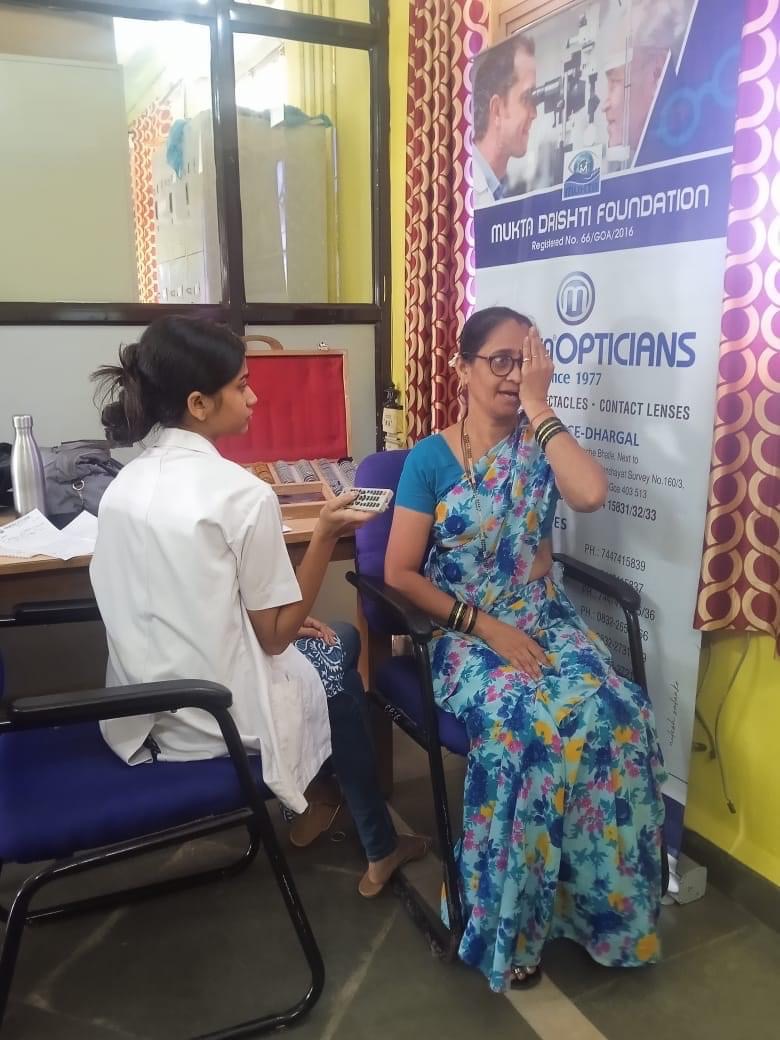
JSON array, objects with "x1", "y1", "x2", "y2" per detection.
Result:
[{"x1": 472, "y1": 352, "x2": 524, "y2": 377}]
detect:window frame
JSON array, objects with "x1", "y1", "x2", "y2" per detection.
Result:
[{"x1": 0, "y1": 0, "x2": 391, "y2": 444}]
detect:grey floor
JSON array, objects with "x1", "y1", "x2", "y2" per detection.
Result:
[{"x1": 2, "y1": 732, "x2": 779, "y2": 1040}]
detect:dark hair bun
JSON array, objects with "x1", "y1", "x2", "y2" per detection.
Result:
[
  {"x1": 92, "y1": 316, "x2": 245, "y2": 446},
  {"x1": 99, "y1": 399, "x2": 133, "y2": 445}
]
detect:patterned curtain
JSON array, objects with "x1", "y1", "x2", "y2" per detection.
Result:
[
  {"x1": 696, "y1": 0, "x2": 780, "y2": 648},
  {"x1": 404, "y1": 1, "x2": 491, "y2": 441},
  {"x1": 128, "y1": 102, "x2": 172, "y2": 304}
]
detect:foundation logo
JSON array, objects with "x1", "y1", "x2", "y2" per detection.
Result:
[
  {"x1": 562, "y1": 148, "x2": 602, "y2": 200},
  {"x1": 556, "y1": 271, "x2": 595, "y2": 326}
]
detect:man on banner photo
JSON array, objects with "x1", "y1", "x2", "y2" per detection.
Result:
[
  {"x1": 472, "y1": 34, "x2": 538, "y2": 207},
  {"x1": 472, "y1": 0, "x2": 696, "y2": 198}
]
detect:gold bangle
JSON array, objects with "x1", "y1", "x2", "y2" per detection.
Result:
[{"x1": 452, "y1": 601, "x2": 466, "y2": 631}]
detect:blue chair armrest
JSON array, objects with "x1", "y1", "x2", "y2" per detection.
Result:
[
  {"x1": 553, "y1": 553, "x2": 641, "y2": 613},
  {"x1": 346, "y1": 572, "x2": 435, "y2": 644},
  {"x1": 3, "y1": 680, "x2": 277, "y2": 823},
  {"x1": 0, "y1": 599, "x2": 101, "y2": 627},
  {"x1": 7, "y1": 680, "x2": 231, "y2": 729}
]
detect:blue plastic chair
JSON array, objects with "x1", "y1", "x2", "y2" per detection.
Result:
[
  {"x1": 0, "y1": 600, "x2": 324, "y2": 1037},
  {"x1": 347, "y1": 449, "x2": 663, "y2": 959}
]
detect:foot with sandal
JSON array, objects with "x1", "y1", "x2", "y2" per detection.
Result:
[
  {"x1": 510, "y1": 964, "x2": 542, "y2": 989},
  {"x1": 289, "y1": 775, "x2": 429, "y2": 898}
]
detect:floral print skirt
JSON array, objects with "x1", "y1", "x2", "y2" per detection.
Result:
[{"x1": 431, "y1": 576, "x2": 667, "y2": 993}]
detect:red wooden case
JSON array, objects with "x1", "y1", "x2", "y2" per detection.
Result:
[{"x1": 219, "y1": 336, "x2": 352, "y2": 519}]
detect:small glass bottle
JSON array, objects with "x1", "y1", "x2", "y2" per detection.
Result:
[
  {"x1": 11, "y1": 415, "x2": 47, "y2": 516},
  {"x1": 381, "y1": 385, "x2": 405, "y2": 450}
]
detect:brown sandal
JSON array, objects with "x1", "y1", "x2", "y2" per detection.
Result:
[
  {"x1": 289, "y1": 799, "x2": 342, "y2": 848},
  {"x1": 358, "y1": 834, "x2": 430, "y2": 898}
]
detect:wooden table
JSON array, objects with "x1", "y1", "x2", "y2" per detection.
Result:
[{"x1": 0, "y1": 511, "x2": 355, "y2": 612}]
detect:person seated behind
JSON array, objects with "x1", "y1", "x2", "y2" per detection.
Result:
[
  {"x1": 90, "y1": 315, "x2": 426, "y2": 898},
  {"x1": 385, "y1": 307, "x2": 666, "y2": 992}
]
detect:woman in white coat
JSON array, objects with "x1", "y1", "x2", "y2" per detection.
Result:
[{"x1": 90, "y1": 316, "x2": 426, "y2": 897}]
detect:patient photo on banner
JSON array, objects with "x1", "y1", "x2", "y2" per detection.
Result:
[
  {"x1": 472, "y1": 0, "x2": 745, "y2": 820},
  {"x1": 473, "y1": 0, "x2": 698, "y2": 206}
]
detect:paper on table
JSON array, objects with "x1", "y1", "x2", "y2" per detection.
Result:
[
  {"x1": 62, "y1": 510, "x2": 98, "y2": 541},
  {"x1": 0, "y1": 509, "x2": 98, "y2": 560},
  {"x1": 41, "y1": 510, "x2": 98, "y2": 559},
  {"x1": 0, "y1": 510, "x2": 61, "y2": 558},
  {"x1": 283, "y1": 524, "x2": 292, "y2": 533}
]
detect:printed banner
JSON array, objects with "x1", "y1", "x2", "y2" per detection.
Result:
[{"x1": 473, "y1": 0, "x2": 743, "y2": 807}]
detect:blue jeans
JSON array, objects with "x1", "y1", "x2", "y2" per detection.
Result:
[{"x1": 323, "y1": 622, "x2": 397, "y2": 862}]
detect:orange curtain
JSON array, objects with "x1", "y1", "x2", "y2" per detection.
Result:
[
  {"x1": 128, "y1": 102, "x2": 172, "y2": 305},
  {"x1": 404, "y1": 1, "x2": 491, "y2": 441},
  {"x1": 696, "y1": 0, "x2": 780, "y2": 648}
]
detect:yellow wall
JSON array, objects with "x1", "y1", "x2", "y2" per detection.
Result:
[
  {"x1": 686, "y1": 632, "x2": 780, "y2": 885},
  {"x1": 389, "y1": 0, "x2": 409, "y2": 395},
  {"x1": 334, "y1": 46, "x2": 373, "y2": 303}
]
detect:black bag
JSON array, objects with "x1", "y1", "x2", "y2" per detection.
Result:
[
  {"x1": 0, "y1": 443, "x2": 13, "y2": 510},
  {"x1": 41, "y1": 440, "x2": 122, "y2": 524}
]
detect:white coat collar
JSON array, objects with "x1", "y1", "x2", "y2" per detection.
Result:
[{"x1": 153, "y1": 427, "x2": 221, "y2": 455}]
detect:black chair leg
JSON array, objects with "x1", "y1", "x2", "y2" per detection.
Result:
[
  {"x1": 0, "y1": 808, "x2": 324, "y2": 1038},
  {"x1": 423, "y1": 741, "x2": 464, "y2": 959},
  {"x1": 0, "y1": 862, "x2": 46, "y2": 1028},
  {"x1": 26, "y1": 822, "x2": 262, "y2": 925},
  {"x1": 661, "y1": 841, "x2": 670, "y2": 896},
  {"x1": 414, "y1": 644, "x2": 465, "y2": 960},
  {"x1": 200, "y1": 800, "x2": 325, "y2": 1038}
]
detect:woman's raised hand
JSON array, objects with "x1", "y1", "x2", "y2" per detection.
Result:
[
  {"x1": 519, "y1": 326, "x2": 554, "y2": 416},
  {"x1": 476, "y1": 614, "x2": 549, "y2": 679},
  {"x1": 315, "y1": 490, "x2": 375, "y2": 541}
]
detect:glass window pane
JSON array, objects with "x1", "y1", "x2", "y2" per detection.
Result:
[
  {"x1": 234, "y1": 34, "x2": 372, "y2": 304},
  {"x1": 237, "y1": 0, "x2": 370, "y2": 23},
  {"x1": 0, "y1": 5, "x2": 217, "y2": 303}
]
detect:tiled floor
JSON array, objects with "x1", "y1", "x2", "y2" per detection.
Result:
[{"x1": 2, "y1": 732, "x2": 778, "y2": 1039}]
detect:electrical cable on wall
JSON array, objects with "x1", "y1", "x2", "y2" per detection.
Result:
[
  {"x1": 693, "y1": 641, "x2": 714, "y2": 754},
  {"x1": 713, "y1": 636, "x2": 750, "y2": 815},
  {"x1": 694, "y1": 636, "x2": 750, "y2": 815}
]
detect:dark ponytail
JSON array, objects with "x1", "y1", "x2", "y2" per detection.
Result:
[
  {"x1": 459, "y1": 306, "x2": 532, "y2": 359},
  {"x1": 92, "y1": 316, "x2": 246, "y2": 444}
]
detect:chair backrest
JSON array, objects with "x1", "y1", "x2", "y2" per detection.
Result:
[{"x1": 354, "y1": 450, "x2": 409, "y2": 633}]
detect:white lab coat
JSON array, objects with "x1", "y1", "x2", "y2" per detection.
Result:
[{"x1": 90, "y1": 427, "x2": 331, "y2": 813}]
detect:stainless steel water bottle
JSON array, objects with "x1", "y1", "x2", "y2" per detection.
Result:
[{"x1": 10, "y1": 415, "x2": 47, "y2": 516}]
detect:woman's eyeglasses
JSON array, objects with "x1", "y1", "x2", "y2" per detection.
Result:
[{"x1": 471, "y1": 352, "x2": 524, "y2": 377}]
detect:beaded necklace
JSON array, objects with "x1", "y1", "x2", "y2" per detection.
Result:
[{"x1": 460, "y1": 419, "x2": 488, "y2": 557}]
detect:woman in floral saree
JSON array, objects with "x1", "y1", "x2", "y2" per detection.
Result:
[{"x1": 385, "y1": 307, "x2": 666, "y2": 993}]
